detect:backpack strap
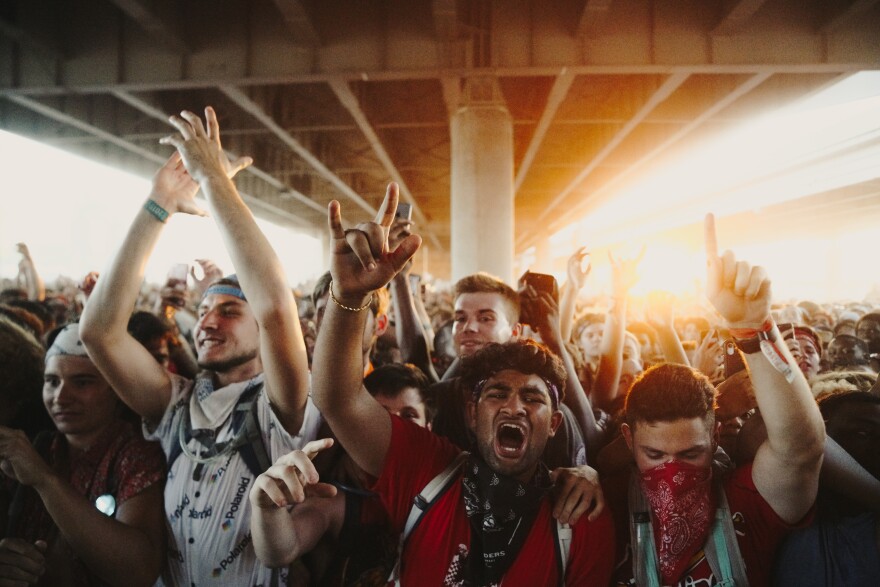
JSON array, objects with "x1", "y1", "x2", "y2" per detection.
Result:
[
  {"x1": 233, "y1": 383, "x2": 271, "y2": 478},
  {"x1": 168, "y1": 380, "x2": 268, "y2": 479},
  {"x1": 703, "y1": 489, "x2": 750, "y2": 587},
  {"x1": 387, "y1": 451, "x2": 470, "y2": 585},
  {"x1": 627, "y1": 468, "x2": 750, "y2": 587},
  {"x1": 628, "y1": 472, "x2": 661, "y2": 587},
  {"x1": 553, "y1": 519, "x2": 572, "y2": 585}
]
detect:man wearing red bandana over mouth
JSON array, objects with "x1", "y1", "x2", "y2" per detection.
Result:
[{"x1": 609, "y1": 214, "x2": 826, "y2": 587}]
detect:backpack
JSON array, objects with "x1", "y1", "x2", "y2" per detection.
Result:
[
  {"x1": 167, "y1": 380, "x2": 271, "y2": 481},
  {"x1": 628, "y1": 468, "x2": 750, "y2": 587},
  {"x1": 388, "y1": 451, "x2": 573, "y2": 586}
]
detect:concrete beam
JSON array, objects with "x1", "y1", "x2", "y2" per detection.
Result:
[
  {"x1": 328, "y1": 78, "x2": 444, "y2": 251},
  {"x1": 514, "y1": 68, "x2": 575, "y2": 193},
  {"x1": 576, "y1": 0, "x2": 615, "y2": 38},
  {"x1": 0, "y1": 18, "x2": 62, "y2": 62},
  {"x1": 517, "y1": 72, "x2": 690, "y2": 246},
  {"x1": 539, "y1": 72, "x2": 772, "y2": 239},
  {"x1": 3, "y1": 93, "x2": 311, "y2": 228},
  {"x1": 712, "y1": 0, "x2": 769, "y2": 35},
  {"x1": 220, "y1": 84, "x2": 377, "y2": 216},
  {"x1": 106, "y1": 0, "x2": 189, "y2": 53},
  {"x1": 269, "y1": 0, "x2": 320, "y2": 45},
  {"x1": 820, "y1": 0, "x2": 880, "y2": 32},
  {"x1": 110, "y1": 89, "x2": 325, "y2": 216}
]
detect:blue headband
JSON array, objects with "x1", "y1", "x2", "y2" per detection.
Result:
[{"x1": 203, "y1": 275, "x2": 247, "y2": 302}]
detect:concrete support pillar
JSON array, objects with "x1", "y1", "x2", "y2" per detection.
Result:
[{"x1": 450, "y1": 77, "x2": 515, "y2": 284}]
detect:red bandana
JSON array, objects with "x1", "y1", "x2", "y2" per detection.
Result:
[{"x1": 639, "y1": 461, "x2": 715, "y2": 585}]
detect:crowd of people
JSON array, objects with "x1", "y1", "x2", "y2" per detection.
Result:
[{"x1": 1, "y1": 106, "x2": 878, "y2": 586}]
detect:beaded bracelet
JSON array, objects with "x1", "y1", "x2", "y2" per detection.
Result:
[{"x1": 329, "y1": 280, "x2": 373, "y2": 312}]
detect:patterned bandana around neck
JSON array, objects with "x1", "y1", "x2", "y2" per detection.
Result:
[
  {"x1": 639, "y1": 460, "x2": 715, "y2": 585},
  {"x1": 460, "y1": 453, "x2": 552, "y2": 586}
]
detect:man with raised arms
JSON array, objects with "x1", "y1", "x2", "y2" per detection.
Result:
[
  {"x1": 610, "y1": 214, "x2": 825, "y2": 586},
  {"x1": 310, "y1": 185, "x2": 614, "y2": 586},
  {"x1": 81, "y1": 107, "x2": 319, "y2": 586}
]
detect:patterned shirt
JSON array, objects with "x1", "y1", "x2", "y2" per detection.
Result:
[
  {"x1": 10, "y1": 419, "x2": 166, "y2": 586},
  {"x1": 147, "y1": 373, "x2": 322, "y2": 587}
]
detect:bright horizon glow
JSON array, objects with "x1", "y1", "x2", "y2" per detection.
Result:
[
  {"x1": 530, "y1": 71, "x2": 880, "y2": 303},
  {"x1": 0, "y1": 132, "x2": 325, "y2": 289}
]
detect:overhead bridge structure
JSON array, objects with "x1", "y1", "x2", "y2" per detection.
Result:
[{"x1": 1, "y1": 0, "x2": 878, "y2": 279}]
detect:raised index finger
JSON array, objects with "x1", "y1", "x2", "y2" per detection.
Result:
[
  {"x1": 375, "y1": 182, "x2": 399, "y2": 228},
  {"x1": 704, "y1": 213, "x2": 719, "y2": 260}
]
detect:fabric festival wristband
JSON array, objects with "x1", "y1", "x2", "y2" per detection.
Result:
[
  {"x1": 144, "y1": 199, "x2": 170, "y2": 223},
  {"x1": 732, "y1": 320, "x2": 795, "y2": 382}
]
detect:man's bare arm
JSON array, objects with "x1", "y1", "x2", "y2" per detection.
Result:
[
  {"x1": 311, "y1": 185, "x2": 421, "y2": 477},
  {"x1": 705, "y1": 213, "x2": 824, "y2": 524},
  {"x1": 162, "y1": 108, "x2": 309, "y2": 434},
  {"x1": 80, "y1": 154, "x2": 200, "y2": 423}
]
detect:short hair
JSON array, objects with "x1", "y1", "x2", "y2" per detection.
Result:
[
  {"x1": 624, "y1": 363, "x2": 716, "y2": 429},
  {"x1": 127, "y1": 311, "x2": 171, "y2": 346},
  {"x1": 453, "y1": 272, "x2": 520, "y2": 324},
  {"x1": 364, "y1": 363, "x2": 435, "y2": 422},
  {"x1": 312, "y1": 270, "x2": 388, "y2": 317},
  {"x1": 817, "y1": 390, "x2": 880, "y2": 423},
  {"x1": 459, "y1": 340, "x2": 566, "y2": 408}
]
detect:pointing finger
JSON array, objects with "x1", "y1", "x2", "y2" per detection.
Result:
[
  {"x1": 704, "y1": 213, "x2": 719, "y2": 260},
  {"x1": 302, "y1": 438, "x2": 334, "y2": 460}
]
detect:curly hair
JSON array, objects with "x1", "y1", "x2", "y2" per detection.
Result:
[
  {"x1": 453, "y1": 272, "x2": 520, "y2": 325},
  {"x1": 625, "y1": 363, "x2": 716, "y2": 429},
  {"x1": 459, "y1": 340, "x2": 566, "y2": 408}
]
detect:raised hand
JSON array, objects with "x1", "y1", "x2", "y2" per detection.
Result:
[
  {"x1": 327, "y1": 183, "x2": 421, "y2": 304},
  {"x1": 190, "y1": 258, "x2": 224, "y2": 298},
  {"x1": 691, "y1": 329, "x2": 724, "y2": 380},
  {"x1": 149, "y1": 152, "x2": 205, "y2": 217},
  {"x1": 78, "y1": 271, "x2": 100, "y2": 299},
  {"x1": 609, "y1": 246, "x2": 644, "y2": 300},
  {"x1": 567, "y1": 246, "x2": 591, "y2": 292},
  {"x1": 704, "y1": 214, "x2": 771, "y2": 327},
  {"x1": 160, "y1": 107, "x2": 252, "y2": 185},
  {"x1": 249, "y1": 438, "x2": 337, "y2": 509}
]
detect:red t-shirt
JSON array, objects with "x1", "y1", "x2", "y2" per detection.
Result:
[
  {"x1": 608, "y1": 464, "x2": 811, "y2": 587},
  {"x1": 372, "y1": 415, "x2": 615, "y2": 586}
]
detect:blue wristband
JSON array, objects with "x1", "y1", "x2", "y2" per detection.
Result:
[{"x1": 144, "y1": 199, "x2": 170, "y2": 223}]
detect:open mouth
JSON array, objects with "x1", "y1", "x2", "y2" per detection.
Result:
[{"x1": 494, "y1": 422, "x2": 527, "y2": 458}]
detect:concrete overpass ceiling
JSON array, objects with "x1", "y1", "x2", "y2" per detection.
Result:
[{"x1": 1, "y1": 0, "x2": 879, "y2": 278}]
